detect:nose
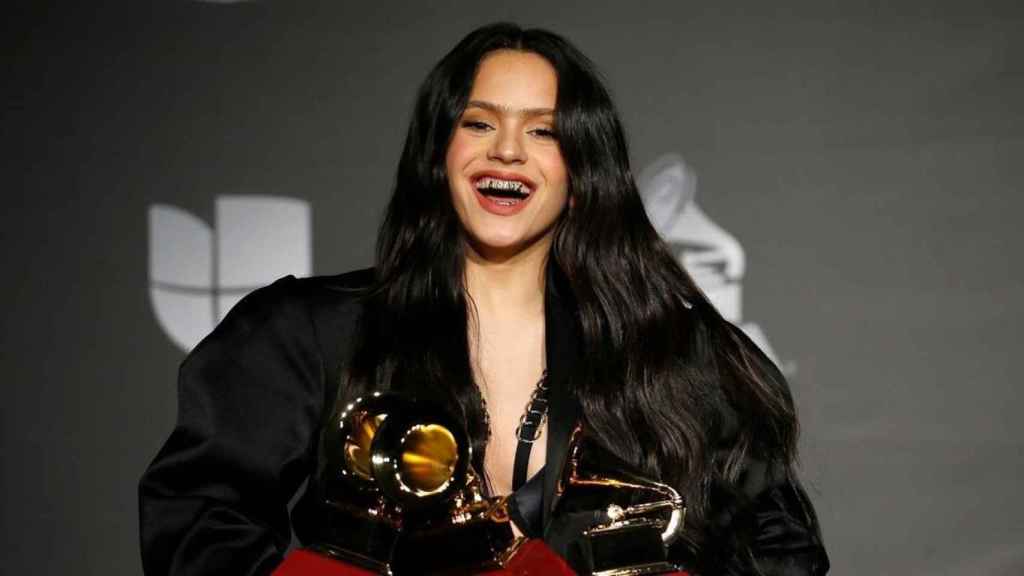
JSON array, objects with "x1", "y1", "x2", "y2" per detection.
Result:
[{"x1": 488, "y1": 127, "x2": 527, "y2": 164}]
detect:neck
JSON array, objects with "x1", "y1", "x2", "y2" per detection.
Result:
[{"x1": 463, "y1": 238, "x2": 550, "y2": 319}]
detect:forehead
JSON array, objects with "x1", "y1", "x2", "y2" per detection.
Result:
[{"x1": 468, "y1": 50, "x2": 558, "y2": 112}]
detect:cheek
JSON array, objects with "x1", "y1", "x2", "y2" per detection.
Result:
[
  {"x1": 445, "y1": 133, "x2": 473, "y2": 176},
  {"x1": 445, "y1": 136, "x2": 476, "y2": 219},
  {"x1": 542, "y1": 151, "x2": 569, "y2": 195}
]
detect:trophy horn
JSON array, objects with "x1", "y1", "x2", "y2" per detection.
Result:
[
  {"x1": 321, "y1": 392, "x2": 470, "y2": 505},
  {"x1": 312, "y1": 392, "x2": 471, "y2": 572}
]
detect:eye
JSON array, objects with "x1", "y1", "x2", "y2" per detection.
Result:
[
  {"x1": 461, "y1": 120, "x2": 493, "y2": 132},
  {"x1": 529, "y1": 127, "x2": 558, "y2": 140}
]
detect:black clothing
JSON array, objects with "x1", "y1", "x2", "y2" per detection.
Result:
[
  {"x1": 139, "y1": 270, "x2": 828, "y2": 575},
  {"x1": 508, "y1": 466, "x2": 547, "y2": 538}
]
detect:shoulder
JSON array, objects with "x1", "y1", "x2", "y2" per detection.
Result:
[
  {"x1": 245, "y1": 267, "x2": 374, "y2": 308},
  {"x1": 190, "y1": 267, "x2": 376, "y2": 358},
  {"x1": 223, "y1": 267, "x2": 374, "y2": 321},
  {"x1": 285, "y1": 267, "x2": 376, "y2": 322},
  {"x1": 301, "y1": 267, "x2": 377, "y2": 294}
]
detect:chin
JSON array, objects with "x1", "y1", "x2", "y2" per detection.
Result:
[
  {"x1": 469, "y1": 235, "x2": 523, "y2": 253},
  {"x1": 465, "y1": 231, "x2": 535, "y2": 258}
]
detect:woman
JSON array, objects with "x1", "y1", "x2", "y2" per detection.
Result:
[{"x1": 140, "y1": 23, "x2": 828, "y2": 575}]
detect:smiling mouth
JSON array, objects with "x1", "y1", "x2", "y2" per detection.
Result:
[{"x1": 474, "y1": 176, "x2": 532, "y2": 206}]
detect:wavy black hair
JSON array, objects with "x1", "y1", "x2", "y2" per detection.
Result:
[{"x1": 344, "y1": 22, "x2": 803, "y2": 567}]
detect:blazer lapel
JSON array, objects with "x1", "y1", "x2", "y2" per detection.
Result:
[{"x1": 542, "y1": 269, "x2": 581, "y2": 529}]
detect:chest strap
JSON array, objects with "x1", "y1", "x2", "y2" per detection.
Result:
[{"x1": 512, "y1": 371, "x2": 550, "y2": 491}]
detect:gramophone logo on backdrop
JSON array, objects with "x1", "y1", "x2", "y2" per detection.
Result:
[
  {"x1": 148, "y1": 195, "x2": 311, "y2": 351},
  {"x1": 638, "y1": 154, "x2": 788, "y2": 370}
]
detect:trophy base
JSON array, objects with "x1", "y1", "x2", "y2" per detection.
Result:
[
  {"x1": 391, "y1": 497, "x2": 525, "y2": 575},
  {"x1": 583, "y1": 519, "x2": 678, "y2": 575},
  {"x1": 590, "y1": 564, "x2": 688, "y2": 576},
  {"x1": 476, "y1": 539, "x2": 576, "y2": 575}
]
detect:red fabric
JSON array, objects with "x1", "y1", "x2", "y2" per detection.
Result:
[
  {"x1": 480, "y1": 540, "x2": 689, "y2": 576},
  {"x1": 273, "y1": 549, "x2": 378, "y2": 576},
  {"x1": 275, "y1": 543, "x2": 690, "y2": 575},
  {"x1": 476, "y1": 539, "x2": 576, "y2": 575}
]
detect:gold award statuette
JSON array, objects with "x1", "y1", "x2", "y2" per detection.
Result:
[
  {"x1": 554, "y1": 425, "x2": 687, "y2": 576},
  {"x1": 310, "y1": 392, "x2": 524, "y2": 575}
]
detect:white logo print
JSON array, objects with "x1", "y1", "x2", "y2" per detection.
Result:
[
  {"x1": 639, "y1": 155, "x2": 789, "y2": 371},
  {"x1": 148, "y1": 195, "x2": 312, "y2": 351}
]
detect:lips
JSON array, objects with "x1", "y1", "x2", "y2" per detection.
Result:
[{"x1": 469, "y1": 170, "x2": 537, "y2": 215}]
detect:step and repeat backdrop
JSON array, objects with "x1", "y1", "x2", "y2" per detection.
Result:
[{"x1": 5, "y1": 1, "x2": 1023, "y2": 574}]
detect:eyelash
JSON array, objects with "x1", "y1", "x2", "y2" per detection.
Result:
[{"x1": 460, "y1": 121, "x2": 558, "y2": 139}]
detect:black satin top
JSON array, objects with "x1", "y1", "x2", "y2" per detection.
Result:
[
  {"x1": 139, "y1": 270, "x2": 829, "y2": 575},
  {"x1": 509, "y1": 466, "x2": 547, "y2": 538}
]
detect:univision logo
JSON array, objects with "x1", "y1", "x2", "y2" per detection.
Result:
[{"x1": 148, "y1": 195, "x2": 311, "y2": 351}]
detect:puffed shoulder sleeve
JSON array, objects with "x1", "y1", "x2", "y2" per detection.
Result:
[
  {"x1": 748, "y1": 472, "x2": 829, "y2": 575},
  {"x1": 711, "y1": 462, "x2": 830, "y2": 576},
  {"x1": 139, "y1": 276, "x2": 325, "y2": 576}
]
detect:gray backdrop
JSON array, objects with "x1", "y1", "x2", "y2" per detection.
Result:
[{"x1": 4, "y1": 1, "x2": 1023, "y2": 574}]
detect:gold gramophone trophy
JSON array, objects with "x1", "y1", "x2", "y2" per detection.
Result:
[
  {"x1": 274, "y1": 391, "x2": 566, "y2": 576},
  {"x1": 274, "y1": 393, "x2": 687, "y2": 576},
  {"x1": 552, "y1": 425, "x2": 689, "y2": 576}
]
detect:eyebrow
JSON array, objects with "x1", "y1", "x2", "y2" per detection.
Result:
[{"x1": 465, "y1": 100, "x2": 555, "y2": 118}]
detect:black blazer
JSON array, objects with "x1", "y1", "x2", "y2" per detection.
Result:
[{"x1": 139, "y1": 269, "x2": 828, "y2": 575}]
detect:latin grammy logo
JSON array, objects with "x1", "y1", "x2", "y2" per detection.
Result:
[{"x1": 639, "y1": 154, "x2": 789, "y2": 372}]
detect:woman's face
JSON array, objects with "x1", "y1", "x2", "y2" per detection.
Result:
[{"x1": 446, "y1": 50, "x2": 569, "y2": 262}]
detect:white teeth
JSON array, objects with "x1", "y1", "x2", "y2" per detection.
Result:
[{"x1": 476, "y1": 177, "x2": 528, "y2": 194}]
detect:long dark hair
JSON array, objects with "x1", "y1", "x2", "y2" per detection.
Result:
[{"x1": 344, "y1": 22, "x2": 800, "y2": 565}]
